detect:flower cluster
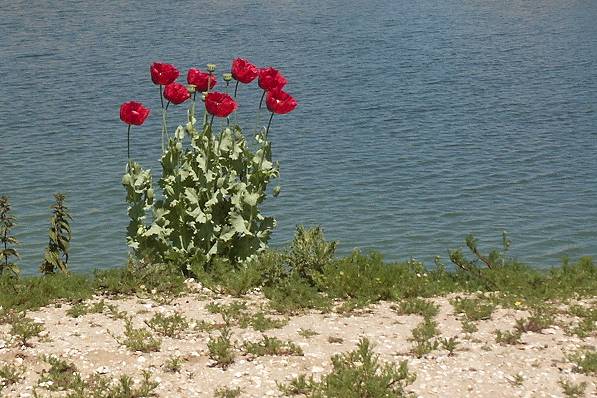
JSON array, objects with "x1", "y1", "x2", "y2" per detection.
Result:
[{"x1": 119, "y1": 58, "x2": 297, "y2": 160}]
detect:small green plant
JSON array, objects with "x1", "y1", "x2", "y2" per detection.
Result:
[
  {"x1": 66, "y1": 300, "x2": 107, "y2": 318},
  {"x1": 461, "y1": 319, "x2": 478, "y2": 334},
  {"x1": 40, "y1": 193, "x2": 72, "y2": 274},
  {"x1": 0, "y1": 362, "x2": 25, "y2": 392},
  {"x1": 145, "y1": 312, "x2": 188, "y2": 337},
  {"x1": 39, "y1": 355, "x2": 81, "y2": 391},
  {"x1": 450, "y1": 296, "x2": 495, "y2": 321},
  {"x1": 286, "y1": 225, "x2": 336, "y2": 285},
  {"x1": 394, "y1": 298, "x2": 439, "y2": 318},
  {"x1": 440, "y1": 337, "x2": 459, "y2": 356},
  {"x1": 207, "y1": 327, "x2": 235, "y2": 368},
  {"x1": 243, "y1": 335, "x2": 303, "y2": 357},
  {"x1": 61, "y1": 370, "x2": 158, "y2": 398},
  {"x1": 509, "y1": 373, "x2": 524, "y2": 387},
  {"x1": 214, "y1": 386, "x2": 242, "y2": 398},
  {"x1": 114, "y1": 318, "x2": 161, "y2": 352},
  {"x1": 567, "y1": 304, "x2": 597, "y2": 338},
  {"x1": 264, "y1": 275, "x2": 332, "y2": 314},
  {"x1": 0, "y1": 195, "x2": 20, "y2": 276},
  {"x1": 514, "y1": 310, "x2": 553, "y2": 333},
  {"x1": 107, "y1": 370, "x2": 159, "y2": 398},
  {"x1": 568, "y1": 349, "x2": 597, "y2": 375},
  {"x1": 559, "y1": 378, "x2": 587, "y2": 397},
  {"x1": 163, "y1": 356, "x2": 185, "y2": 373},
  {"x1": 10, "y1": 313, "x2": 44, "y2": 346},
  {"x1": 298, "y1": 328, "x2": 319, "y2": 338},
  {"x1": 410, "y1": 318, "x2": 439, "y2": 343},
  {"x1": 495, "y1": 329, "x2": 522, "y2": 345},
  {"x1": 279, "y1": 337, "x2": 416, "y2": 397},
  {"x1": 411, "y1": 339, "x2": 440, "y2": 358}
]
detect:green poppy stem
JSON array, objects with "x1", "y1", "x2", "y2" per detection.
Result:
[
  {"x1": 127, "y1": 124, "x2": 132, "y2": 161},
  {"x1": 159, "y1": 85, "x2": 164, "y2": 109},
  {"x1": 259, "y1": 112, "x2": 274, "y2": 171},
  {"x1": 255, "y1": 90, "x2": 266, "y2": 132},
  {"x1": 265, "y1": 112, "x2": 274, "y2": 140},
  {"x1": 234, "y1": 81, "x2": 239, "y2": 98}
]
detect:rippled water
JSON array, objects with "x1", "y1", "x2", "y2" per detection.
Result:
[{"x1": 1, "y1": 0, "x2": 596, "y2": 273}]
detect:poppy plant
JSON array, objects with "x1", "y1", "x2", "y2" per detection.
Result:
[
  {"x1": 205, "y1": 92, "x2": 237, "y2": 118},
  {"x1": 258, "y1": 67, "x2": 287, "y2": 92},
  {"x1": 266, "y1": 89, "x2": 297, "y2": 115},
  {"x1": 163, "y1": 82, "x2": 191, "y2": 105},
  {"x1": 187, "y1": 68, "x2": 217, "y2": 92},
  {"x1": 150, "y1": 63, "x2": 179, "y2": 86},
  {"x1": 120, "y1": 101, "x2": 150, "y2": 161}
]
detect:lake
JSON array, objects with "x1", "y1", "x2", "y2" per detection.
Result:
[{"x1": 1, "y1": 0, "x2": 596, "y2": 273}]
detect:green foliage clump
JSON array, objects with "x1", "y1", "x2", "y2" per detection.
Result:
[
  {"x1": 214, "y1": 386, "x2": 241, "y2": 398},
  {"x1": 145, "y1": 312, "x2": 188, "y2": 337},
  {"x1": 0, "y1": 195, "x2": 20, "y2": 276},
  {"x1": 568, "y1": 349, "x2": 597, "y2": 375},
  {"x1": 10, "y1": 313, "x2": 44, "y2": 346},
  {"x1": 243, "y1": 335, "x2": 303, "y2": 357},
  {"x1": 39, "y1": 355, "x2": 81, "y2": 391},
  {"x1": 40, "y1": 193, "x2": 72, "y2": 274},
  {"x1": 123, "y1": 106, "x2": 280, "y2": 270},
  {"x1": 279, "y1": 337, "x2": 416, "y2": 397},
  {"x1": 450, "y1": 297, "x2": 495, "y2": 321},
  {"x1": 114, "y1": 318, "x2": 161, "y2": 352},
  {"x1": 286, "y1": 225, "x2": 336, "y2": 285},
  {"x1": 394, "y1": 298, "x2": 439, "y2": 318},
  {"x1": 207, "y1": 327, "x2": 235, "y2": 368},
  {"x1": 0, "y1": 362, "x2": 25, "y2": 393}
]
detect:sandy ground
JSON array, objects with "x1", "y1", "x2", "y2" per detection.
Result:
[{"x1": 0, "y1": 283, "x2": 595, "y2": 398}]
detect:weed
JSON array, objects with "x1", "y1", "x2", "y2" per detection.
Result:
[
  {"x1": 508, "y1": 373, "x2": 524, "y2": 387},
  {"x1": 207, "y1": 327, "x2": 235, "y2": 368},
  {"x1": 247, "y1": 311, "x2": 287, "y2": 332},
  {"x1": 514, "y1": 310, "x2": 553, "y2": 334},
  {"x1": 0, "y1": 195, "x2": 20, "y2": 276},
  {"x1": 298, "y1": 328, "x2": 319, "y2": 338},
  {"x1": 440, "y1": 337, "x2": 459, "y2": 356},
  {"x1": 559, "y1": 378, "x2": 587, "y2": 398},
  {"x1": 394, "y1": 298, "x2": 439, "y2": 318},
  {"x1": 39, "y1": 355, "x2": 81, "y2": 391},
  {"x1": 39, "y1": 193, "x2": 72, "y2": 274},
  {"x1": 214, "y1": 386, "x2": 242, "y2": 398},
  {"x1": 279, "y1": 337, "x2": 416, "y2": 397},
  {"x1": 495, "y1": 329, "x2": 522, "y2": 345},
  {"x1": 0, "y1": 362, "x2": 25, "y2": 392},
  {"x1": 410, "y1": 318, "x2": 439, "y2": 343},
  {"x1": 568, "y1": 349, "x2": 597, "y2": 375},
  {"x1": 163, "y1": 356, "x2": 185, "y2": 373},
  {"x1": 264, "y1": 275, "x2": 332, "y2": 314},
  {"x1": 114, "y1": 318, "x2": 161, "y2": 352},
  {"x1": 567, "y1": 304, "x2": 597, "y2": 338},
  {"x1": 66, "y1": 300, "x2": 106, "y2": 318},
  {"x1": 243, "y1": 335, "x2": 303, "y2": 357},
  {"x1": 207, "y1": 300, "x2": 249, "y2": 326},
  {"x1": 411, "y1": 340, "x2": 440, "y2": 358},
  {"x1": 286, "y1": 225, "x2": 336, "y2": 285},
  {"x1": 145, "y1": 312, "x2": 188, "y2": 337},
  {"x1": 10, "y1": 314, "x2": 44, "y2": 346},
  {"x1": 450, "y1": 296, "x2": 495, "y2": 321},
  {"x1": 328, "y1": 336, "x2": 344, "y2": 344},
  {"x1": 461, "y1": 319, "x2": 478, "y2": 334}
]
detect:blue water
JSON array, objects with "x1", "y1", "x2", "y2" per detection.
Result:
[{"x1": 1, "y1": 0, "x2": 596, "y2": 274}]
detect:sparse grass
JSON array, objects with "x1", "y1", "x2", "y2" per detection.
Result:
[
  {"x1": 145, "y1": 312, "x2": 188, "y2": 337},
  {"x1": 393, "y1": 298, "x2": 439, "y2": 318},
  {"x1": 244, "y1": 311, "x2": 288, "y2": 332},
  {"x1": 461, "y1": 319, "x2": 478, "y2": 334},
  {"x1": 214, "y1": 386, "x2": 242, "y2": 398},
  {"x1": 63, "y1": 370, "x2": 159, "y2": 398},
  {"x1": 243, "y1": 335, "x2": 303, "y2": 357},
  {"x1": 114, "y1": 318, "x2": 161, "y2": 352},
  {"x1": 409, "y1": 318, "x2": 440, "y2": 358},
  {"x1": 568, "y1": 349, "x2": 597, "y2": 375},
  {"x1": 328, "y1": 336, "x2": 344, "y2": 344},
  {"x1": 450, "y1": 296, "x2": 495, "y2": 321},
  {"x1": 514, "y1": 309, "x2": 554, "y2": 333},
  {"x1": 298, "y1": 328, "x2": 319, "y2": 338},
  {"x1": 567, "y1": 304, "x2": 597, "y2": 338},
  {"x1": 279, "y1": 337, "x2": 416, "y2": 397},
  {"x1": 206, "y1": 301, "x2": 287, "y2": 331},
  {"x1": 207, "y1": 327, "x2": 235, "y2": 368},
  {"x1": 559, "y1": 378, "x2": 587, "y2": 398},
  {"x1": 0, "y1": 362, "x2": 25, "y2": 392},
  {"x1": 495, "y1": 329, "x2": 522, "y2": 345}
]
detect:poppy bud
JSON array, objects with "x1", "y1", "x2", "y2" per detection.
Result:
[
  {"x1": 223, "y1": 73, "x2": 233, "y2": 82},
  {"x1": 187, "y1": 84, "x2": 196, "y2": 93},
  {"x1": 207, "y1": 64, "x2": 216, "y2": 73}
]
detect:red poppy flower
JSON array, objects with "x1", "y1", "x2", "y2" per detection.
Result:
[
  {"x1": 231, "y1": 58, "x2": 258, "y2": 84},
  {"x1": 120, "y1": 101, "x2": 150, "y2": 125},
  {"x1": 258, "y1": 67, "x2": 287, "y2": 91},
  {"x1": 266, "y1": 89, "x2": 297, "y2": 115},
  {"x1": 163, "y1": 82, "x2": 190, "y2": 105},
  {"x1": 150, "y1": 62, "x2": 179, "y2": 85},
  {"x1": 187, "y1": 68, "x2": 217, "y2": 92},
  {"x1": 205, "y1": 92, "x2": 237, "y2": 118}
]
